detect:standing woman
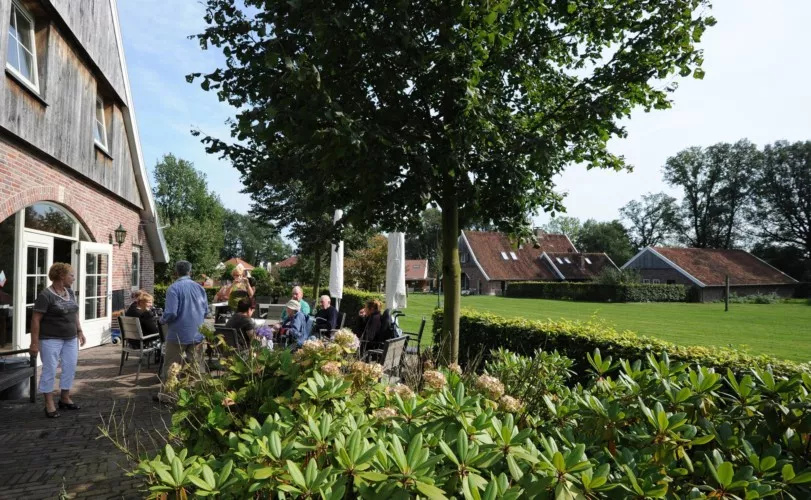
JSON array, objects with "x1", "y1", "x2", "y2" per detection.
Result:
[{"x1": 29, "y1": 263, "x2": 86, "y2": 418}]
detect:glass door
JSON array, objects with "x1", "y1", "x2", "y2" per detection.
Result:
[
  {"x1": 17, "y1": 232, "x2": 53, "y2": 350},
  {"x1": 79, "y1": 242, "x2": 113, "y2": 348}
]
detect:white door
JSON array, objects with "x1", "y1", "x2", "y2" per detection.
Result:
[
  {"x1": 79, "y1": 242, "x2": 113, "y2": 348},
  {"x1": 16, "y1": 232, "x2": 54, "y2": 350}
]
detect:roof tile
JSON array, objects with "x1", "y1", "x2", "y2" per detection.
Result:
[{"x1": 652, "y1": 247, "x2": 798, "y2": 286}]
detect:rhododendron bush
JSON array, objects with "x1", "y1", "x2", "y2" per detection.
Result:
[{"x1": 131, "y1": 329, "x2": 811, "y2": 499}]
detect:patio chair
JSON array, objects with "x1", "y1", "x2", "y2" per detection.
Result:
[
  {"x1": 403, "y1": 317, "x2": 427, "y2": 359},
  {"x1": 118, "y1": 316, "x2": 160, "y2": 383},
  {"x1": 254, "y1": 296, "x2": 272, "y2": 319},
  {"x1": 365, "y1": 336, "x2": 407, "y2": 383}
]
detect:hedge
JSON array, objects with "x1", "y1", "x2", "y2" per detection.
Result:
[
  {"x1": 506, "y1": 281, "x2": 688, "y2": 302},
  {"x1": 153, "y1": 285, "x2": 218, "y2": 308},
  {"x1": 433, "y1": 308, "x2": 807, "y2": 378}
]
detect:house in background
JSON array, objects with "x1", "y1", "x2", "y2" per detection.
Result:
[
  {"x1": 622, "y1": 247, "x2": 799, "y2": 302},
  {"x1": 275, "y1": 256, "x2": 299, "y2": 269},
  {"x1": 458, "y1": 230, "x2": 618, "y2": 295},
  {"x1": 220, "y1": 257, "x2": 255, "y2": 275},
  {"x1": 405, "y1": 259, "x2": 430, "y2": 292},
  {"x1": 0, "y1": 0, "x2": 168, "y2": 351}
]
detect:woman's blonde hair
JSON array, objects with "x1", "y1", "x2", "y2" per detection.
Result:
[
  {"x1": 231, "y1": 266, "x2": 244, "y2": 278},
  {"x1": 365, "y1": 299, "x2": 382, "y2": 313},
  {"x1": 48, "y1": 262, "x2": 73, "y2": 282},
  {"x1": 136, "y1": 291, "x2": 154, "y2": 304}
]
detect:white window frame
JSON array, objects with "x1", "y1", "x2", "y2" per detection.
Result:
[
  {"x1": 459, "y1": 252, "x2": 468, "y2": 264},
  {"x1": 131, "y1": 245, "x2": 141, "y2": 291},
  {"x1": 500, "y1": 251, "x2": 509, "y2": 260},
  {"x1": 652, "y1": 279, "x2": 661, "y2": 284},
  {"x1": 584, "y1": 257, "x2": 592, "y2": 265},
  {"x1": 6, "y1": 0, "x2": 39, "y2": 92},
  {"x1": 563, "y1": 257, "x2": 571, "y2": 264},
  {"x1": 94, "y1": 96, "x2": 108, "y2": 150}
]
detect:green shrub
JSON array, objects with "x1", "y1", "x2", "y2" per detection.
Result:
[
  {"x1": 333, "y1": 288, "x2": 383, "y2": 330},
  {"x1": 153, "y1": 284, "x2": 217, "y2": 308},
  {"x1": 721, "y1": 292, "x2": 781, "y2": 304},
  {"x1": 506, "y1": 281, "x2": 687, "y2": 302},
  {"x1": 129, "y1": 331, "x2": 811, "y2": 499},
  {"x1": 434, "y1": 309, "x2": 806, "y2": 378}
]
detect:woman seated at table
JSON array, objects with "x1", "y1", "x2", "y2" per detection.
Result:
[
  {"x1": 124, "y1": 291, "x2": 160, "y2": 348},
  {"x1": 225, "y1": 297, "x2": 256, "y2": 345},
  {"x1": 215, "y1": 266, "x2": 255, "y2": 302},
  {"x1": 358, "y1": 299, "x2": 384, "y2": 353},
  {"x1": 277, "y1": 300, "x2": 310, "y2": 347}
]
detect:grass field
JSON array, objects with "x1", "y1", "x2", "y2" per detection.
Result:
[{"x1": 397, "y1": 294, "x2": 811, "y2": 363}]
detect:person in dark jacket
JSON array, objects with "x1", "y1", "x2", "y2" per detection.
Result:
[
  {"x1": 314, "y1": 295, "x2": 339, "y2": 333},
  {"x1": 125, "y1": 291, "x2": 160, "y2": 349},
  {"x1": 359, "y1": 299, "x2": 384, "y2": 353},
  {"x1": 225, "y1": 297, "x2": 256, "y2": 345}
]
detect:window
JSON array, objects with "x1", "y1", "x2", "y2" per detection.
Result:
[
  {"x1": 667, "y1": 280, "x2": 676, "y2": 285},
  {"x1": 563, "y1": 257, "x2": 571, "y2": 264},
  {"x1": 500, "y1": 251, "x2": 509, "y2": 260},
  {"x1": 84, "y1": 252, "x2": 109, "y2": 320},
  {"x1": 131, "y1": 246, "x2": 141, "y2": 291},
  {"x1": 509, "y1": 251, "x2": 518, "y2": 260},
  {"x1": 6, "y1": 1, "x2": 38, "y2": 90},
  {"x1": 555, "y1": 257, "x2": 563, "y2": 264},
  {"x1": 642, "y1": 279, "x2": 651, "y2": 284},
  {"x1": 584, "y1": 257, "x2": 592, "y2": 265},
  {"x1": 460, "y1": 252, "x2": 468, "y2": 263},
  {"x1": 652, "y1": 279, "x2": 661, "y2": 284},
  {"x1": 94, "y1": 96, "x2": 108, "y2": 149},
  {"x1": 24, "y1": 203, "x2": 75, "y2": 236}
]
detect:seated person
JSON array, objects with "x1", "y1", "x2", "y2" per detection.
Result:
[
  {"x1": 278, "y1": 299, "x2": 310, "y2": 347},
  {"x1": 358, "y1": 299, "x2": 384, "y2": 353},
  {"x1": 314, "y1": 295, "x2": 339, "y2": 333},
  {"x1": 215, "y1": 266, "x2": 255, "y2": 302},
  {"x1": 280, "y1": 286, "x2": 311, "y2": 321},
  {"x1": 225, "y1": 297, "x2": 256, "y2": 345},
  {"x1": 124, "y1": 291, "x2": 160, "y2": 348}
]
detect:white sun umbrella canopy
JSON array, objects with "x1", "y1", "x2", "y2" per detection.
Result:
[
  {"x1": 328, "y1": 209, "x2": 344, "y2": 310},
  {"x1": 385, "y1": 232, "x2": 407, "y2": 311}
]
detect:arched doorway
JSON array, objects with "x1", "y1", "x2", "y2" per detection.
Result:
[{"x1": 0, "y1": 202, "x2": 111, "y2": 351}]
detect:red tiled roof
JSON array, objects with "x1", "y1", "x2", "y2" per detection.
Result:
[
  {"x1": 461, "y1": 230, "x2": 576, "y2": 281},
  {"x1": 544, "y1": 252, "x2": 617, "y2": 280},
  {"x1": 276, "y1": 256, "x2": 299, "y2": 268},
  {"x1": 223, "y1": 257, "x2": 255, "y2": 270},
  {"x1": 405, "y1": 260, "x2": 429, "y2": 280},
  {"x1": 652, "y1": 247, "x2": 798, "y2": 286}
]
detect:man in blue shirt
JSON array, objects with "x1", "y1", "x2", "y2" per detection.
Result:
[
  {"x1": 160, "y1": 260, "x2": 208, "y2": 379},
  {"x1": 280, "y1": 299, "x2": 311, "y2": 347}
]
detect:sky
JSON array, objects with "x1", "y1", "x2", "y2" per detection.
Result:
[{"x1": 118, "y1": 0, "x2": 811, "y2": 229}]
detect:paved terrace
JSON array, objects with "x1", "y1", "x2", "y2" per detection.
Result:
[{"x1": 0, "y1": 345, "x2": 170, "y2": 499}]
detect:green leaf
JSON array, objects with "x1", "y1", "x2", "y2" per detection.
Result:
[
  {"x1": 416, "y1": 480, "x2": 449, "y2": 500},
  {"x1": 552, "y1": 451, "x2": 566, "y2": 472},
  {"x1": 287, "y1": 460, "x2": 306, "y2": 486},
  {"x1": 717, "y1": 462, "x2": 733, "y2": 487},
  {"x1": 253, "y1": 467, "x2": 275, "y2": 480},
  {"x1": 782, "y1": 464, "x2": 795, "y2": 482},
  {"x1": 789, "y1": 471, "x2": 811, "y2": 484},
  {"x1": 567, "y1": 2, "x2": 577, "y2": 14}
]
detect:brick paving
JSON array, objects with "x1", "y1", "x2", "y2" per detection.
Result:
[{"x1": 0, "y1": 344, "x2": 171, "y2": 499}]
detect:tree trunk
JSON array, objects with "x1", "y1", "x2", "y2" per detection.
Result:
[
  {"x1": 312, "y1": 244, "x2": 324, "y2": 301},
  {"x1": 440, "y1": 186, "x2": 461, "y2": 364}
]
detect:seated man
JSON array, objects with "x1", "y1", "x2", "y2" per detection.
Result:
[
  {"x1": 280, "y1": 286, "x2": 311, "y2": 321},
  {"x1": 225, "y1": 297, "x2": 256, "y2": 345},
  {"x1": 279, "y1": 299, "x2": 310, "y2": 347},
  {"x1": 314, "y1": 295, "x2": 339, "y2": 333}
]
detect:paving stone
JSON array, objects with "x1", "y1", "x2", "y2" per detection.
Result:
[{"x1": 0, "y1": 345, "x2": 172, "y2": 499}]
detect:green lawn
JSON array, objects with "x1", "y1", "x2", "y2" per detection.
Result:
[{"x1": 397, "y1": 294, "x2": 811, "y2": 363}]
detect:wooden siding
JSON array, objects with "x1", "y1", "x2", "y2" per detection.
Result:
[
  {"x1": 48, "y1": 0, "x2": 127, "y2": 102},
  {"x1": 0, "y1": 1, "x2": 142, "y2": 208}
]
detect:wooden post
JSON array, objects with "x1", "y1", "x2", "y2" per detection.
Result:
[{"x1": 725, "y1": 275, "x2": 730, "y2": 312}]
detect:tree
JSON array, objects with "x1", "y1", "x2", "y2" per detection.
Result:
[
  {"x1": 222, "y1": 210, "x2": 293, "y2": 265},
  {"x1": 405, "y1": 208, "x2": 443, "y2": 281},
  {"x1": 750, "y1": 242, "x2": 809, "y2": 282},
  {"x1": 345, "y1": 235, "x2": 388, "y2": 291},
  {"x1": 577, "y1": 219, "x2": 635, "y2": 266},
  {"x1": 152, "y1": 154, "x2": 224, "y2": 281},
  {"x1": 620, "y1": 192, "x2": 679, "y2": 249},
  {"x1": 190, "y1": 0, "x2": 714, "y2": 362},
  {"x1": 541, "y1": 216, "x2": 583, "y2": 243},
  {"x1": 663, "y1": 140, "x2": 760, "y2": 249},
  {"x1": 752, "y1": 141, "x2": 811, "y2": 258}
]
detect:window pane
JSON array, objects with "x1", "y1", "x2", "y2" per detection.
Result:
[
  {"x1": 84, "y1": 299, "x2": 97, "y2": 320},
  {"x1": 14, "y1": 9, "x2": 32, "y2": 51},
  {"x1": 98, "y1": 254, "x2": 108, "y2": 274},
  {"x1": 9, "y1": 8, "x2": 17, "y2": 39},
  {"x1": 94, "y1": 121, "x2": 105, "y2": 145},
  {"x1": 85, "y1": 253, "x2": 96, "y2": 274},
  {"x1": 25, "y1": 203, "x2": 75, "y2": 236},
  {"x1": 96, "y1": 294, "x2": 107, "y2": 317},
  {"x1": 7, "y1": 36, "x2": 19, "y2": 71},
  {"x1": 26, "y1": 276, "x2": 36, "y2": 303},
  {"x1": 18, "y1": 47, "x2": 34, "y2": 81},
  {"x1": 96, "y1": 274, "x2": 108, "y2": 298},
  {"x1": 85, "y1": 276, "x2": 97, "y2": 299},
  {"x1": 27, "y1": 247, "x2": 36, "y2": 275},
  {"x1": 36, "y1": 247, "x2": 45, "y2": 274}
]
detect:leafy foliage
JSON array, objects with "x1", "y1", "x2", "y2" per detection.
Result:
[
  {"x1": 345, "y1": 235, "x2": 388, "y2": 292},
  {"x1": 221, "y1": 210, "x2": 292, "y2": 266},
  {"x1": 620, "y1": 192, "x2": 680, "y2": 250},
  {"x1": 577, "y1": 220, "x2": 635, "y2": 266},
  {"x1": 506, "y1": 282, "x2": 687, "y2": 303},
  {"x1": 133, "y1": 331, "x2": 811, "y2": 498},
  {"x1": 433, "y1": 309, "x2": 807, "y2": 379},
  {"x1": 188, "y1": 0, "x2": 716, "y2": 363}
]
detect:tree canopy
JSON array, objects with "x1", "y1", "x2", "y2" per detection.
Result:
[
  {"x1": 222, "y1": 209, "x2": 293, "y2": 265},
  {"x1": 620, "y1": 192, "x2": 679, "y2": 249},
  {"x1": 190, "y1": 0, "x2": 714, "y2": 361}
]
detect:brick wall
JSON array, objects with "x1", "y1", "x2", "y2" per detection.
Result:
[{"x1": 0, "y1": 136, "x2": 154, "y2": 294}]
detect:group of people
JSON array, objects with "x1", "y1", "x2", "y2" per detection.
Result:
[{"x1": 30, "y1": 258, "x2": 388, "y2": 419}]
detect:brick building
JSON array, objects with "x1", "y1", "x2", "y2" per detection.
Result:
[
  {"x1": 405, "y1": 259, "x2": 430, "y2": 292},
  {"x1": 459, "y1": 230, "x2": 618, "y2": 295},
  {"x1": 622, "y1": 247, "x2": 798, "y2": 302},
  {"x1": 0, "y1": 0, "x2": 168, "y2": 351}
]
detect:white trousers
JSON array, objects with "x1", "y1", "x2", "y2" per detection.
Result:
[{"x1": 38, "y1": 337, "x2": 79, "y2": 393}]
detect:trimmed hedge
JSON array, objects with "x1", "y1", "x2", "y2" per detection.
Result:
[
  {"x1": 433, "y1": 308, "x2": 807, "y2": 378},
  {"x1": 506, "y1": 281, "x2": 687, "y2": 302}
]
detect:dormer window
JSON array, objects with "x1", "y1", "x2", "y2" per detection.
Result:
[
  {"x1": 500, "y1": 251, "x2": 509, "y2": 260},
  {"x1": 94, "y1": 96, "x2": 108, "y2": 149},
  {"x1": 509, "y1": 252, "x2": 518, "y2": 260},
  {"x1": 563, "y1": 257, "x2": 571, "y2": 264},
  {"x1": 555, "y1": 257, "x2": 563, "y2": 264},
  {"x1": 585, "y1": 257, "x2": 592, "y2": 265},
  {"x1": 7, "y1": 0, "x2": 39, "y2": 91}
]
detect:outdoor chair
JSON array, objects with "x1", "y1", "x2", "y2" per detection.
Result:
[
  {"x1": 254, "y1": 296, "x2": 272, "y2": 319},
  {"x1": 403, "y1": 317, "x2": 427, "y2": 359},
  {"x1": 365, "y1": 336, "x2": 407, "y2": 383},
  {"x1": 118, "y1": 316, "x2": 161, "y2": 383},
  {"x1": 0, "y1": 349, "x2": 36, "y2": 402}
]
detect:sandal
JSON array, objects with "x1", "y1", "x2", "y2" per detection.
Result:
[
  {"x1": 44, "y1": 407, "x2": 61, "y2": 418},
  {"x1": 58, "y1": 401, "x2": 82, "y2": 410}
]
